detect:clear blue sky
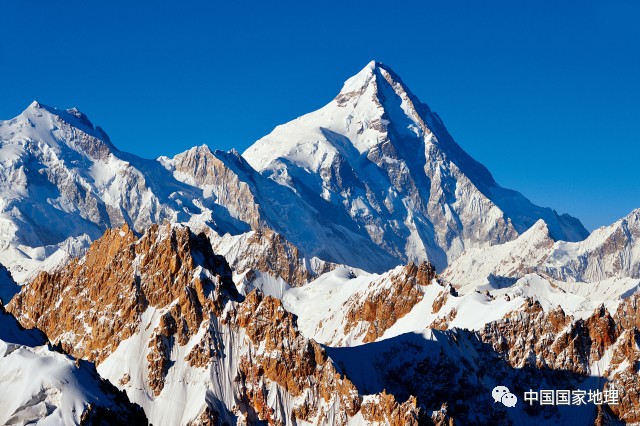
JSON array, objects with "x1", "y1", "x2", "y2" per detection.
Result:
[{"x1": 1, "y1": 1, "x2": 638, "y2": 230}]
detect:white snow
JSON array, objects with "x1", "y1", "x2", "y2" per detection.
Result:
[
  {"x1": 0, "y1": 308, "x2": 134, "y2": 426},
  {"x1": 242, "y1": 61, "x2": 588, "y2": 272}
]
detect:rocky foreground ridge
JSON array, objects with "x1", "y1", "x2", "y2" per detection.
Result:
[
  {"x1": 3, "y1": 221, "x2": 639, "y2": 425},
  {"x1": 8, "y1": 223, "x2": 421, "y2": 425}
]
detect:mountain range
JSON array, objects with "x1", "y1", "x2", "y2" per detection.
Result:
[{"x1": 0, "y1": 61, "x2": 638, "y2": 425}]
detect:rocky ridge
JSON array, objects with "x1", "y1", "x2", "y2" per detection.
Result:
[
  {"x1": 8, "y1": 223, "x2": 422, "y2": 425},
  {"x1": 210, "y1": 226, "x2": 336, "y2": 287}
]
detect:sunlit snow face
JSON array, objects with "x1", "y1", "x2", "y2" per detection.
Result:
[
  {"x1": 492, "y1": 386, "x2": 510, "y2": 403},
  {"x1": 502, "y1": 392, "x2": 518, "y2": 407}
]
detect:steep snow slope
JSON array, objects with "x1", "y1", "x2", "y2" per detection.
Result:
[
  {"x1": 0, "y1": 306, "x2": 146, "y2": 425},
  {"x1": 542, "y1": 208, "x2": 640, "y2": 282},
  {"x1": 244, "y1": 61, "x2": 588, "y2": 270}
]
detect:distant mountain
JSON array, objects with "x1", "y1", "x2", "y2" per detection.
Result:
[
  {"x1": 0, "y1": 65, "x2": 589, "y2": 283},
  {"x1": 0, "y1": 103, "x2": 395, "y2": 282},
  {"x1": 162, "y1": 145, "x2": 396, "y2": 272},
  {"x1": 443, "y1": 209, "x2": 640, "y2": 291},
  {"x1": 0, "y1": 101, "x2": 211, "y2": 283},
  {"x1": 244, "y1": 61, "x2": 588, "y2": 269}
]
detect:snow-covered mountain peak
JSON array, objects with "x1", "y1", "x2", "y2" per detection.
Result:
[
  {"x1": 520, "y1": 218, "x2": 552, "y2": 240},
  {"x1": 26, "y1": 99, "x2": 42, "y2": 110},
  {"x1": 443, "y1": 207, "x2": 640, "y2": 292},
  {"x1": 24, "y1": 101, "x2": 106, "y2": 138},
  {"x1": 620, "y1": 207, "x2": 640, "y2": 227},
  {"x1": 338, "y1": 59, "x2": 383, "y2": 94},
  {"x1": 189, "y1": 143, "x2": 214, "y2": 155},
  {"x1": 243, "y1": 62, "x2": 588, "y2": 270},
  {"x1": 338, "y1": 60, "x2": 413, "y2": 102},
  {"x1": 3, "y1": 101, "x2": 116, "y2": 161},
  {"x1": 540, "y1": 208, "x2": 640, "y2": 282},
  {"x1": 583, "y1": 208, "x2": 640, "y2": 245},
  {"x1": 0, "y1": 103, "x2": 219, "y2": 282},
  {"x1": 334, "y1": 60, "x2": 427, "y2": 137}
]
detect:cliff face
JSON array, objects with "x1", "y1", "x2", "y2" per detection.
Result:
[
  {"x1": 8, "y1": 223, "x2": 420, "y2": 425},
  {"x1": 210, "y1": 226, "x2": 336, "y2": 287},
  {"x1": 9, "y1": 223, "x2": 237, "y2": 363},
  {"x1": 343, "y1": 262, "x2": 436, "y2": 343},
  {"x1": 478, "y1": 296, "x2": 640, "y2": 424}
]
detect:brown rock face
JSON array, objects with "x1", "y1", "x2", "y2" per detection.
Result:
[
  {"x1": 481, "y1": 300, "x2": 577, "y2": 371},
  {"x1": 235, "y1": 290, "x2": 361, "y2": 423},
  {"x1": 344, "y1": 261, "x2": 436, "y2": 343},
  {"x1": 480, "y1": 299, "x2": 626, "y2": 373},
  {"x1": 482, "y1": 299, "x2": 625, "y2": 374},
  {"x1": 360, "y1": 392, "x2": 420, "y2": 426},
  {"x1": 217, "y1": 227, "x2": 335, "y2": 287},
  {"x1": 8, "y1": 223, "x2": 237, "y2": 366},
  {"x1": 185, "y1": 323, "x2": 222, "y2": 368},
  {"x1": 236, "y1": 291, "x2": 321, "y2": 398},
  {"x1": 616, "y1": 292, "x2": 640, "y2": 330},
  {"x1": 172, "y1": 145, "x2": 262, "y2": 229},
  {"x1": 146, "y1": 312, "x2": 177, "y2": 396},
  {"x1": 606, "y1": 294, "x2": 640, "y2": 424},
  {"x1": 431, "y1": 288, "x2": 449, "y2": 314},
  {"x1": 477, "y1": 293, "x2": 640, "y2": 424},
  {"x1": 186, "y1": 408, "x2": 222, "y2": 426},
  {"x1": 404, "y1": 261, "x2": 438, "y2": 287},
  {"x1": 430, "y1": 308, "x2": 457, "y2": 331},
  {"x1": 230, "y1": 290, "x2": 422, "y2": 424},
  {"x1": 8, "y1": 223, "x2": 421, "y2": 424}
]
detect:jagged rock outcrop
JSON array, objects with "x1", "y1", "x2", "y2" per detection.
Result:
[
  {"x1": 9, "y1": 224, "x2": 421, "y2": 425},
  {"x1": 210, "y1": 226, "x2": 335, "y2": 287},
  {"x1": 343, "y1": 262, "x2": 436, "y2": 342},
  {"x1": 9, "y1": 223, "x2": 237, "y2": 363},
  {"x1": 168, "y1": 145, "x2": 262, "y2": 230},
  {"x1": 476, "y1": 294, "x2": 640, "y2": 424}
]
